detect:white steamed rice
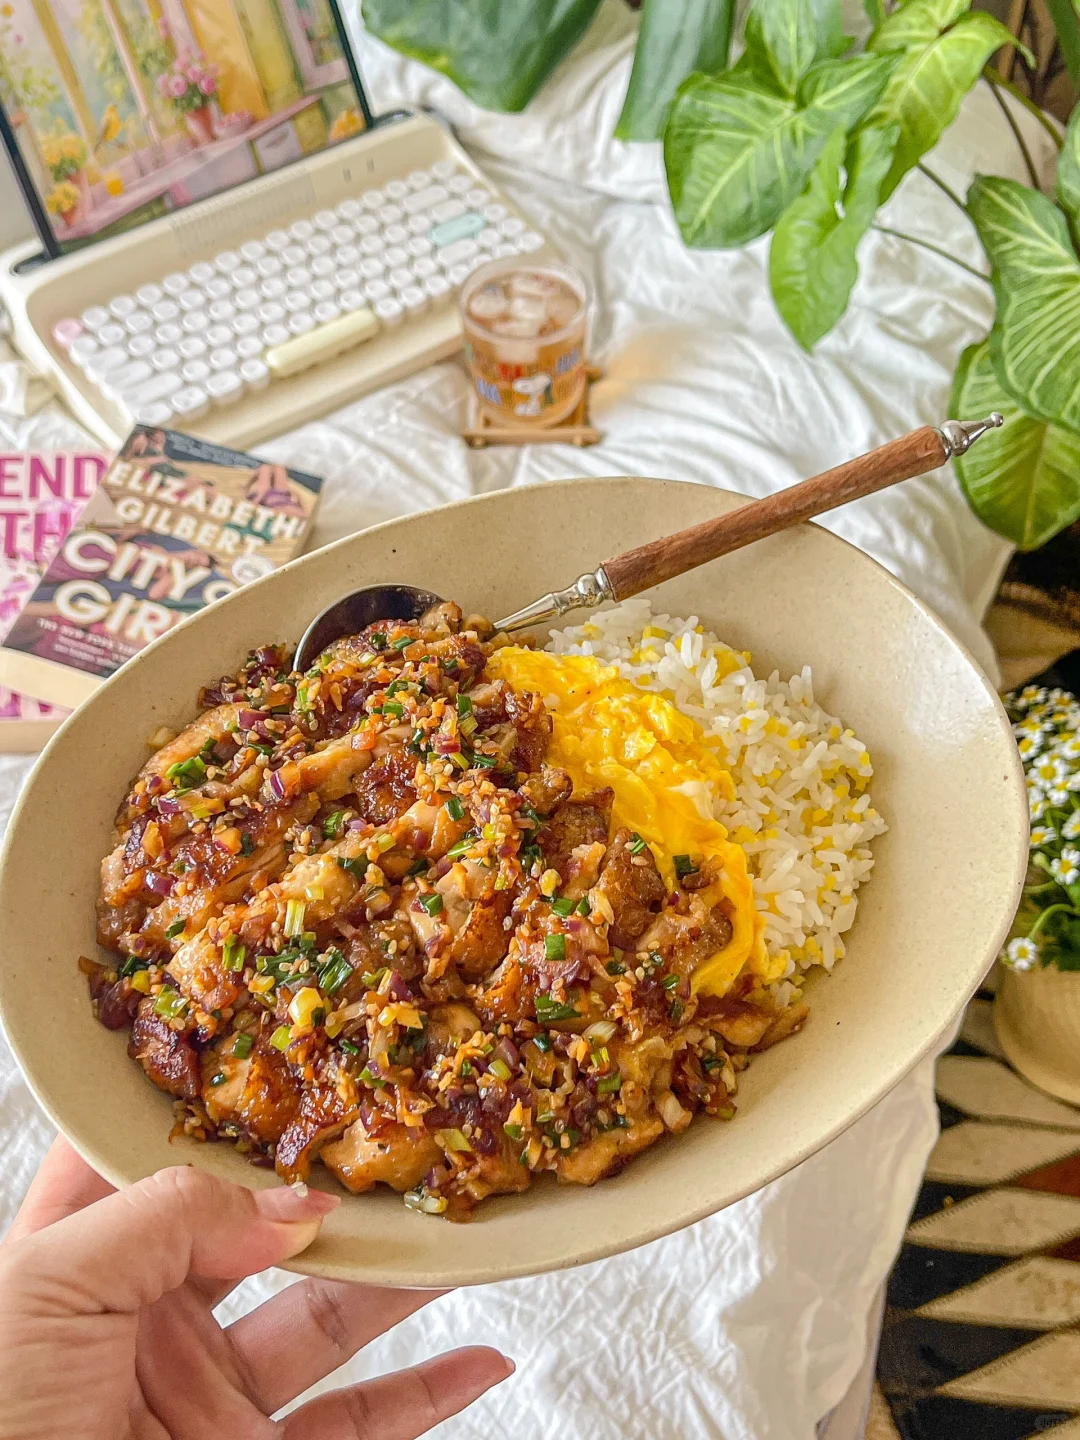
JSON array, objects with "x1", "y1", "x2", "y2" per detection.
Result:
[{"x1": 546, "y1": 599, "x2": 886, "y2": 1003}]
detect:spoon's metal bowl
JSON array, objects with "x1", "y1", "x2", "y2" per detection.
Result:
[{"x1": 294, "y1": 583, "x2": 443, "y2": 670}]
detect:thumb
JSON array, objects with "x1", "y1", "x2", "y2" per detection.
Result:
[{"x1": 6, "y1": 1167, "x2": 339, "y2": 1316}]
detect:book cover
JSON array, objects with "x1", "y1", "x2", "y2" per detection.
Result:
[
  {"x1": 0, "y1": 427, "x2": 322, "y2": 711},
  {"x1": 0, "y1": 448, "x2": 108, "y2": 751}
]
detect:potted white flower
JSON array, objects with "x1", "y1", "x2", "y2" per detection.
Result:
[{"x1": 995, "y1": 685, "x2": 1080, "y2": 1102}]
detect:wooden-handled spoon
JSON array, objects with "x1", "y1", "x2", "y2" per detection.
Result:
[{"x1": 293, "y1": 415, "x2": 1001, "y2": 669}]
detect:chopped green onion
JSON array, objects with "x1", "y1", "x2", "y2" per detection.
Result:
[
  {"x1": 240, "y1": 832, "x2": 255, "y2": 857},
  {"x1": 443, "y1": 1128, "x2": 472, "y2": 1152},
  {"x1": 471, "y1": 752, "x2": 497, "y2": 769},
  {"x1": 360, "y1": 967, "x2": 388, "y2": 989},
  {"x1": 165, "y1": 755, "x2": 207, "y2": 792},
  {"x1": 222, "y1": 936, "x2": 247, "y2": 972},
  {"x1": 386, "y1": 678, "x2": 410, "y2": 696},
  {"x1": 536, "y1": 1110, "x2": 555, "y2": 1125},
  {"x1": 360, "y1": 1065, "x2": 386, "y2": 1087},
  {"x1": 627, "y1": 832, "x2": 647, "y2": 855},
  {"x1": 232, "y1": 1033, "x2": 253, "y2": 1059},
  {"x1": 544, "y1": 934, "x2": 567, "y2": 962},
  {"x1": 701, "y1": 1056, "x2": 722, "y2": 1073},
  {"x1": 535, "y1": 992, "x2": 579, "y2": 1023},
  {"x1": 391, "y1": 635, "x2": 412, "y2": 651},
  {"x1": 606, "y1": 959, "x2": 626, "y2": 976},
  {"x1": 339, "y1": 1038, "x2": 360, "y2": 1056},
  {"x1": 153, "y1": 987, "x2": 188, "y2": 1019},
  {"x1": 456, "y1": 693, "x2": 473, "y2": 717},
  {"x1": 420, "y1": 892, "x2": 444, "y2": 917},
  {"x1": 407, "y1": 727, "x2": 427, "y2": 755},
  {"x1": 449, "y1": 750, "x2": 469, "y2": 770},
  {"x1": 504, "y1": 1121, "x2": 524, "y2": 1140},
  {"x1": 407, "y1": 856, "x2": 428, "y2": 877},
  {"x1": 381, "y1": 700, "x2": 404, "y2": 718},
  {"x1": 532, "y1": 1032, "x2": 552, "y2": 1052},
  {"x1": 119, "y1": 954, "x2": 147, "y2": 977},
  {"x1": 445, "y1": 795, "x2": 465, "y2": 821},
  {"x1": 597, "y1": 1071, "x2": 622, "y2": 1094},
  {"x1": 370, "y1": 631, "x2": 386, "y2": 650},
  {"x1": 577, "y1": 897, "x2": 591, "y2": 916},
  {"x1": 662, "y1": 973, "x2": 679, "y2": 991},
  {"x1": 442, "y1": 657, "x2": 459, "y2": 673},
  {"x1": 644, "y1": 951, "x2": 663, "y2": 972},
  {"x1": 460, "y1": 714, "x2": 477, "y2": 738},
  {"x1": 209, "y1": 1071, "x2": 227, "y2": 1086},
  {"x1": 323, "y1": 810, "x2": 346, "y2": 839},
  {"x1": 550, "y1": 896, "x2": 575, "y2": 918},
  {"x1": 673, "y1": 854, "x2": 698, "y2": 879},
  {"x1": 670, "y1": 998, "x2": 685, "y2": 1022},
  {"x1": 319, "y1": 947, "x2": 352, "y2": 997},
  {"x1": 337, "y1": 855, "x2": 369, "y2": 880},
  {"x1": 520, "y1": 843, "x2": 541, "y2": 870},
  {"x1": 521, "y1": 803, "x2": 542, "y2": 828},
  {"x1": 488, "y1": 1057, "x2": 512, "y2": 1081},
  {"x1": 270, "y1": 1024, "x2": 291, "y2": 1051},
  {"x1": 283, "y1": 899, "x2": 306, "y2": 938},
  {"x1": 295, "y1": 682, "x2": 311, "y2": 712},
  {"x1": 446, "y1": 832, "x2": 477, "y2": 859},
  {"x1": 460, "y1": 1060, "x2": 473, "y2": 1077},
  {"x1": 165, "y1": 918, "x2": 186, "y2": 940}
]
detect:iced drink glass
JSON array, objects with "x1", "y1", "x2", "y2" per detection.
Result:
[{"x1": 461, "y1": 259, "x2": 589, "y2": 427}]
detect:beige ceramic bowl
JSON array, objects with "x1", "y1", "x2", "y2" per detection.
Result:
[{"x1": 0, "y1": 477, "x2": 1027, "y2": 1287}]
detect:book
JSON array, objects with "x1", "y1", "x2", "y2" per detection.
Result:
[
  {"x1": 0, "y1": 427, "x2": 323, "y2": 711},
  {"x1": 0, "y1": 448, "x2": 108, "y2": 752}
]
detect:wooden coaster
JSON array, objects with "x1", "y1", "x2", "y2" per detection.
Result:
[{"x1": 463, "y1": 366, "x2": 603, "y2": 448}]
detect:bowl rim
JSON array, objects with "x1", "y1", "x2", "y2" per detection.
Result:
[{"x1": 0, "y1": 476, "x2": 1028, "y2": 1284}]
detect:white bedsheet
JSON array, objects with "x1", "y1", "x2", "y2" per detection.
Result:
[{"x1": 0, "y1": 4, "x2": 1051, "y2": 1433}]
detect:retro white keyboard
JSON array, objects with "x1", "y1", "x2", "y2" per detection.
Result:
[{"x1": 0, "y1": 113, "x2": 558, "y2": 448}]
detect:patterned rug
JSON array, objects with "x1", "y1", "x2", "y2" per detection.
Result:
[{"x1": 875, "y1": 989, "x2": 1080, "y2": 1439}]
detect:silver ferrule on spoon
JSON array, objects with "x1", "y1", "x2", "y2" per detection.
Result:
[{"x1": 494, "y1": 413, "x2": 1003, "y2": 634}]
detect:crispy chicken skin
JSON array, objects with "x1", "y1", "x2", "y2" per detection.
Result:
[{"x1": 87, "y1": 602, "x2": 804, "y2": 1219}]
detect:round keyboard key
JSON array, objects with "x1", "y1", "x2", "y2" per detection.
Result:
[
  {"x1": 447, "y1": 262, "x2": 472, "y2": 288},
  {"x1": 230, "y1": 265, "x2": 257, "y2": 290},
  {"x1": 109, "y1": 294, "x2": 136, "y2": 319},
  {"x1": 262, "y1": 322, "x2": 290, "y2": 347},
  {"x1": 373, "y1": 295, "x2": 404, "y2": 326},
  {"x1": 126, "y1": 333, "x2": 156, "y2": 358},
  {"x1": 256, "y1": 255, "x2": 283, "y2": 278},
  {"x1": 181, "y1": 358, "x2": 211, "y2": 385},
  {"x1": 383, "y1": 246, "x2": 408, "y2": 269},
  {"x1": 407, "y1": 213, "x2": 431, "y2": 235},
  {"x1": 353, "y1": 215, "x2": 379, "y2": 238},
  {"x1": 233, "y1": 287, "x2": 261, "y2": 311},
  {"x1": 466, "y1": 188, "x2": 491, "y2": 209},
  {"x1": 482, "y1": 202, "x2": 508, "y2": 223},
  {"x1": 335, "y1": 268, "x2": 360, "y2": 292},
  {"x1": 377, "y1": 204, "x2": 404, "y2": 227},
  {"x1": 209, "y1": 346, "x2": 238, "y2": 372},
  {"x1": 406, "y1": 235, "x2": 433, "y2": 258},
  {"x1": 517, "y1": 230, "x2": 545, "y2": 253},
  {"x1": 81, "y1": 306, "x2": 111, "y2": 332},
  {"x1": 256, "y1": 301, "x2": 286, "y2": 325},
  {"x1": 337, "y1": 287, "x2": 364, "y2": 312},
  {"x1": 310, "y1": 278, "x2": 336, "y2": 303},
  {"x1": 330, "y1": 224, "x2": 355, "y2": 245},
  {"x1": 98, "y1": 322, "x2": 127, "y2": 347},
  {"x1": 406, "y1": 169, "x2": 431, "y2": 190},
  {"x1": 156, "y1": 322, "x2": 183, "y2": 347},
  {"x1": 424, "y1": 273, "x2": 451, "y2": 304},
  {"x1": 240, "y1": 239, "x2": 267, "y2": 263},
  {"x1": 135, "y1": 283, "x2": 163, "y2": 307},
  {"x1": 133, "y1": 401, "x2": 174, "y2": 425},
  {"x1": 492, "y1": 242, "x2": 518, "y2": 259},
  {"x1": 447, "y1": 174, "x2": 473, "y2": 194},
  {"x1": 205, "y1": 324, "x2": 233, "y2": 348},
  {"x1": 314, "y1": 208, "x2": 338, "y2": 232},
  {"x1": 124, "y1": 311, "x2": 153, "y2": 335},
  {"x1": 363, "y1": 278, "x2": 390, "y2": 303},
  {"x1": 287, "y1": 311, "x2": 315, "y2": 336},
  {"x1": 178, "y1": 336, "x2": 207, "y2": 360},
  {"x1": 305, "y1": 234, "x2": 331, "y2": 257},
  {"x1": 69, "y1": 334, "x2": 100, "y2": 366},
  {"x1": 172, "y1": 385, "x2": 209, "y2": 420},
  {"x1": 284, "y1": 265, "x2": 313, "y2": 289},
  {"x1": 208, "y1": 299, "x2": 236, "y2": 323},
  {"x1": 360, "y1": 188, "x2": 384, "y2": 210},
  {"x1": 161, "y1": 272, "x2": 190, "y2": 295},
  {"x1": 178, "y1": 316, "x2": 205, "y2": 340},
  {"x1": 230, "y1": 312, "x2": 259, "y2": 337},
  {"x1": 410, "y1": 256, "x2": 437, "y2": 280},
  {"x1": 214, "y1": 250, "x2": 240, "y2": 273},
  {"x1": 384, "y1": 179, "x2": 409, "y2": 201},
  {"x1": 498, "y1": 216, "x2": 526, "y2": 239},
  {"x1": 311, "y1": 255, "x2": 336, "y2": 278},
  {"x1": 387, "y1": 267, "x2": 412, "y2": 290},
  {"x1": 334, "y1": 244, "x2": 360, "y2": 268},
  {"x1": 239, "y1": 357, "x2": 269, "y2": 389},
  {"x1": 360, "y1": 235, "x2": 384, "y2": 257},
  {"x1": 205, "y1": 277, "x2": 232, "y2": 302},
  {"x1": 312, "y1": 299, "x2": 341, "y2": 325},
  {"x1": 130, "y1": 372, "x2": 181, "y2": 408},
  {"x1": 477, "y1": 227, "x2": 501, "y2": 250},
  {"x1": 85, "y1": 346, "x2": 129, "y2": 381},
  {"x1": 236, "y1": 335, "x2": 264, "y2": 360},
  {"x1": 264, "y1": 229, "x2": 291, "y2": 252},
  {"x1": 150, "y1": 346, "x2": 181, "y2": 372},
  {"x1": 399, "y1": 284, "x2": 427, "y2": 315},
  {"x1": 259, "y1": 277, "x2": 286, "y2": 301},
  {"x1": 431, "y1": 159, "x2": 456, "y2": 181},
  {"x1": 281, "y1": 244, "x2": 307, "y2": 268},
  {"x1": 359, "y1": 256, "x2": 385, "y2": 281},
  {"x1": 150, "y1": 299, "x2": 180, "y2": 324},
  {"x1": 336, "y1": 198, "x2": 362, "y2": 220},
  {"x1": 284, "y1": 291, "x2": 311, "y2": 314},
  {"x1": 189, "y1": 262, "x2": 215, "y2": 285},
  {"x1": 207, "y1": 370, "x2": 243, "y2": 405},
  {"x1": 179, "y1": 290, "x2": 207, "y2": 312},
  {"x1": 288, "y1": 219, "x2": 314, "y2": 242},
  {"x1": 53, "y1": 317, "x2": 83, "y2": 349}
]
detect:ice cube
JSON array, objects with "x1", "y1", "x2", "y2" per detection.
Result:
[
  {"x1": 509, "y1": 296, "x2": 546, "y2": 327},
  {"x1": 492, "y1": 317, "x2": 542, "y2": 340},
  {"x1": 468, "y1": 287, "x2": 508, "y2": 323}
]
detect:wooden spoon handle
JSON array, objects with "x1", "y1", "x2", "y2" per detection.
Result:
[{"x1": 600, "y1": 425, "x2": 948, "y2": 602}]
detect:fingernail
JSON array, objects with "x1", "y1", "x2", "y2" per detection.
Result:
[
  {"x1": 256, "y1": 1185, "x2": 341, "y2": 1223},
  {"x1": 502, "y1": 1356, "x2": 516, "y2": 1377}
]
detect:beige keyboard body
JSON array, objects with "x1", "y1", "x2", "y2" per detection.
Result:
[{"x1": 0, "y1": 112, "x2": 557, "y2": 450}]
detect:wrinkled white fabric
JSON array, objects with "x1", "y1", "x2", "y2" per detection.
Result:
[{"x1": 0, "y1": 5, "x2": 1048, "y2": 1432}]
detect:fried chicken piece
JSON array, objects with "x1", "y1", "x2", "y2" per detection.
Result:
[
  {"x1": 321, "y1": 1117, "x2": 442, "y2": 1193},
  {"x1": 593, "y1": 828, "x2": 666, "y2": 948},
  {"x1": 555, "y1": 1114, "x2": 665, "y2": 1186},
  {"x1": 129, "y1": 1001, "x2": 200, "y2": 1099},
  {"x1": 537, "y1": 790, "x2": 614, "y2": 877}
]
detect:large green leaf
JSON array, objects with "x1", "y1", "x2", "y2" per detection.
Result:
[
  {"x1": 1058, "y1": 105, "x2": 1080, "y2": 233},
  {"x1": 360, "y1": 0, "x2": 603, "y2": 112},
  {"x1": 969, "y1": 176, "x2": 1080, "y2": 436},
  {"x1": 869, "y1": 0, "x2": 969, "y2": 51},
  {"x1": 1045, "y1": 0, "x2": 1080, "y2": 85},
  {"x1": 950, "y1": 340, "x2": 1080, "y2": 550},
  {"x1": 664, "y1": 53, "x2": 896, "y2": 247},
  {"x1": 866, "y1": 9, "x2": 1016, "y2": 199},
  {"x1": 743, "y1": 0, "x2": 823, "y2": 96},
  {"x1": 769, "y1": 123, "x2": 897, "y2": 349},
  {"x1": 616, "y1": 0, "x2": 735, "y2": 140}
]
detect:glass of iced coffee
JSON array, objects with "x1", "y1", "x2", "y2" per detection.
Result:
[{"x1": 460, "y1": 259, "x2": 589, "y2": 427}]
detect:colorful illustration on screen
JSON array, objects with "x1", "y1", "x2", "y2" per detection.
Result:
[{"x1": 0, "y1": 0, "x2": 364, "y2": 249}]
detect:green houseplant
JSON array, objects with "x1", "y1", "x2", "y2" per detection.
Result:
[{"x1": 362, "y1": 0, "x2": 1080, "y2": 555}]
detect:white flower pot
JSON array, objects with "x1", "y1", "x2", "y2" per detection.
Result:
[{"x1": 995, "y1": 961, "x2": 1080, "y2": 1104}]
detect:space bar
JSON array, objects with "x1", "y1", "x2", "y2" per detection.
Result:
[{"x1": 265, "y1": 308, "x2": 381, "y2": 379}]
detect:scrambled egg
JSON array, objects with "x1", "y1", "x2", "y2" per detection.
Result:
[{"x1": 485, "y1": 648, "x2": 766, "y2": 996}]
